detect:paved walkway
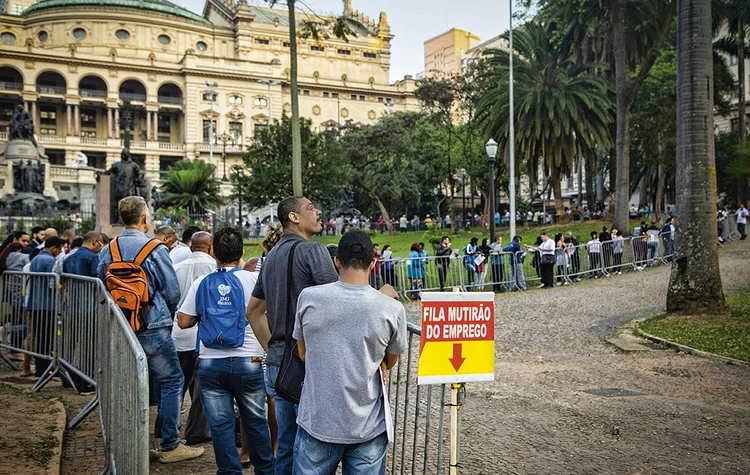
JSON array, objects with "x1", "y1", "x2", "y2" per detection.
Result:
[{"x1": 453, "y1": 241, "x2": 750, "y2": 474}]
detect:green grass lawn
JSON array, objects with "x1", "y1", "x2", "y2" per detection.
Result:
[
  {"x1": 243, "y1": 218, "x2": 647, "y2": 260},
  {"x1": 638, "y1": 294, "x2": 750, "y2": 362}
]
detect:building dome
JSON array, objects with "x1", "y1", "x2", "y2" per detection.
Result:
[{"x1": 22, "y1": 0, "x2": 210, "y2": 24}]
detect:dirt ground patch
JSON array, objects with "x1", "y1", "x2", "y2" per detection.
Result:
[{"x1": 0, "y1": 383, "x2": 63, "y2": 475}]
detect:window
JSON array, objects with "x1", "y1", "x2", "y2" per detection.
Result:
[
  {"x1": 203, "y1": 120, "x2": 216, "y2": 143},
  {"x1": 254, "y1": 123, "x2": 268, "y2": 135},
  {"x1": 303, "y1": 90, "x2": 310, "y2": 96},
  {"x1": 40, "y1": 107, "x2": 57, "y2": 125},
  {"x1": 38, "y1": 31, "x2": 48, "y2": 42},
  {"x1": 253, "y1": 97, "x2": 268, "y2": 107},
  {"x1": 331, "y1": 92, "x2": 339, "y2": 99},
  {"x1": 323, "y1": 92, "x2": 329, "y2": 98},
  {"x1": 731, "y1": 118, "x2": 740, "y2": 133},
  {"x1": 229, "y1": 122, "x2": 243, "y2": 143},
  {"x1": 203, "y1": 91, "x2": 217, "y2": 102},
  {"x1": 158, "y1": 34, "x2": 171, "y2": 45},
  {"x1": 40, "y1": 128, "x2": 57, "y2": 135},
  {"x1": 378, "y1": 97, "x2": 384, "y2": 103},
  {"x1": 81, "y1": 130, "x2": 97, "y2": 138},
  {"x1": 80, "y1": 109, "x2": 97, "y2": 128},
  {"x1": 255, "y1": 38, "x2": 270, "y2": 45},
  {"x1": 311, "y1": 45, "x2": 324, "y2": 52},
  {"x1": 115, "y1": 29, "x2": 130, "y2": 41},
  {"x1": 731, "y1": 54, "x2": 739, "y2": 66},
  {"x1": 73, "y1": 28, "x2": 86, "y2": 40},
  {"x1": 363, "y1": 52, "x2": 377, "y2": 59},
  {"x1": 1, "y1": 32, "x2": 16, "y2": 44},
  {"x1": 158, "y1": 114, "x2": 170, "y2": 134},
  {"x1": 196, "y1": 41, "x2": 208, "y2": 51},
  {"x1": 228, "y1": 94, "x2": 243, "y2": 105},
  {"x1": 350, "y1": 94, "x2": 357, "y2": 100},
  {"x1": 359, "y1": 95, "x2": 365, "y2": 101},
  {"x1": 337, "y1": 49, "x2": 351, "y2": 55},
  {"x1": 283, "y1": 41, "x2": 290, "y2": 47}
]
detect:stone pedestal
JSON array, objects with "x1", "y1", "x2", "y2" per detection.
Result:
[{"x1": 95, "y1": 174, "x2": 124, "y2": 237}]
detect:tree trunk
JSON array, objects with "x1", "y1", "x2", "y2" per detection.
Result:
[
  {"x1": 288, "y1": 0, "x2": 303, "y2": 195},
  {"x1": 667, "y1": 0, "x2": 725, "y2": 313},
  {"x1": 613, "y1": 0, "x2": 631, "y2": 236},
  {"x1": 585, "y1": 152, "x2": 596, "y2": 209},
  {"x1": 359, "y1": 180, "x2": 395, "y2": 234},
  {"x1": 549, "y1": 164, "x2": 570, "y2": 223},
  {"x1": 655, "y1": 164, "x2": 666, "y2": 223}
]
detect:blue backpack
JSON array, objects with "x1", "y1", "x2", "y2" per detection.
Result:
[{"x1": 196, "y1": 267, "x2": 246, "y2": 349}]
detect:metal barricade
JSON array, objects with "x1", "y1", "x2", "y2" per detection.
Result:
[
  {"x1": 399, "y1": 256, "x2": 464, "y2": 299},
  {"x1": 460, "y1": 252, "x2": 515, "y2": 293},
  {"x1": 563, "y1": 242, "x2": 607, "y2": 281},
  {"x1": 658, "y1": 231, "x2": 674, "y2": 264},
  {"x1": 387, "y1": 322, "x2": 454, "y2": 474},
  {"x1": 98, "y1": 286, "x2": 149, "y2": 475},
  {"x1": 59, "y1": 274, "x2": 109, "y2": 428},
  {"x1": 728, "y1": 214, "x2": 740, "y2": 239},
  {"x1": 600, "y1": 237, "x2": 633, "y2": 275},
  {"x1": 0, "y1": 271, "x2": 62, "y2": 393}
]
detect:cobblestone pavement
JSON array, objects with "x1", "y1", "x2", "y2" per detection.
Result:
[{"x1": 448, "y1": 241, "x2": 750, "y2": 474}]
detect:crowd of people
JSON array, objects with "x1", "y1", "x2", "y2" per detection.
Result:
[{"x1": 0, "y1": 195, "x2": 406, "y2": 474}]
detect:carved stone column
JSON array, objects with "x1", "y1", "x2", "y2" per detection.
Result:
[
  {"x1": 146, "y1": 110, "x2": 151, "y2": 141},
  {"x1": 115, "y1": 108, "x2": 120, "y2": 139},
  {"x1": 107, "y1": 108, "x2": 113, "y2": 139},
  {"x1": 66, "y1": 104, "x2": 72, "y2": 135},
  {"x1": 74, "y1": 105, "x2": 80, "y2": 136}
]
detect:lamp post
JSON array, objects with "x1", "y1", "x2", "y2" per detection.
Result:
[
  {"x1": 508, "y1": 0, "x2": 517, "y2": 238},
  {"x1": 486, "y1": 138, "x2": 498, "y2": 244},
  {"x1": 217, "y1": 132, "x2": 234, "y2": 182},
  {"x1": 460, "y1": 168, "x2": 467, "y2": 230},
  {"x1": 257, "y1": 79, "x2": 279, "y2": 126},
  {"x1": 205, "y1": 81, "x2": 218, "y2": 171},
  {"x1": 433, "y1": 187, "x2": 439, "y2": 220},
  {"x1": 232, "y1": 165, "x2": 244, "y2": 229}
]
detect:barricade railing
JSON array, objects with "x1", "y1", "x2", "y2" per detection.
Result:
[
  {"x1": 98, "y1": 286, "x2": 150, "y2": 475},
  {"x1": 387, "y1": 322, "x2": 454, "y2": 474},
  {"x1": 457, "y1": 252, "x2": 515, "y2": 292},
  {"x1": 0, "y1": 271, "x2": 62, "y2": 393},
  {"x1": 396, "y1": 256, "x2": 464, "y2": 300}
]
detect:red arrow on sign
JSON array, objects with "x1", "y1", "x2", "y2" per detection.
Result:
[{"x1": 449, "y1": 343, "x2": 465, "y2": 372}]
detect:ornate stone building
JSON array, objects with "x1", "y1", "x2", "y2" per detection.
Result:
[{"x1": 0, "y1": 0, "x2": 419, "y2": 212}]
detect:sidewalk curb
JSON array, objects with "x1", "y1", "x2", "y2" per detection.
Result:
[{"x1": 633, "y1": 326, "x2": 750, "y2": 367}]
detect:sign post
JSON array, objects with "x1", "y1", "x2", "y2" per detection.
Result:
[{"x1": 418, "y1": 292, "x2": 495, "y2": 474}]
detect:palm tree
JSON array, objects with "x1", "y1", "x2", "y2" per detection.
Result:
[
  {"x1": 477, "y1": 21, "x2": 612, "y2": 221},
  {"x1": 666, "y1": 0, "x2": 725, "y2": 312},
  {"x1": 159, "y1": 160, "x2": 224, "y2": 213}
]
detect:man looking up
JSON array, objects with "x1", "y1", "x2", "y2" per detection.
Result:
[
  {"x1": 97, "y1": 196, "x2": 203, "y2": 464},
  {"x1": 293, "y1": 230, "x2": 407, "y2": 473},
  {"x1": 246, "y1": 196, "x2": 339, "y2": 473},
  {"x1": 170, "y1": 231, "x2": 214, "y2": 446}
]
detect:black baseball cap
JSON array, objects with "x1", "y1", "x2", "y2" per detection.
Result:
[{"x1": 337, "y1": 230, "x2": 375, "y2": 260}]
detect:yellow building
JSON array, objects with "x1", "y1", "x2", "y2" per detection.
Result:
[
  {"x1": 0, "y1": 0, "x2": 419, "y2": 211},
  {"x1": 424, "y1": 28, "x2": 480, "y2": 78}
]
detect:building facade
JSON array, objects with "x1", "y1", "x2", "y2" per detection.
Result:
[
  {"x1": 424, "y1": 28, "x2": 480, "y2": 78},
  {"x1": 0, "y1": 0, "x2": 419, "y2": 212}
]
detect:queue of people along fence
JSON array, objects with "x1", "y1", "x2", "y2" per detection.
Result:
[{"x1": 0, "y1": 195, "x2": 745, "y2": 475}]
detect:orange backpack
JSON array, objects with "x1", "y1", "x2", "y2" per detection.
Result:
[{"x1": 105, "y1": 237, "x2": 163, "y2": 333}]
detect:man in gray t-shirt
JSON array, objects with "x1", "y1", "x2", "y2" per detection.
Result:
[
  {"x1": 246, "y1": 196, "x2": 338, "y2": 474},
  {"x1": 293, "y1": 230, "x2": 407, "y2": 473}
]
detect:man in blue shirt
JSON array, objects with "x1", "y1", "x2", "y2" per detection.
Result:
[
  {"x1": 27, "y1": 236, "x2": 64, "y2": 378},
  {"x1": 63, "y1": 231, "x2": 103, "y2": 394},
  {"x1": 97, "y1": 196, "x2": 203, "y2": 464},
  {"x1": 502, "y1": 235, "x2": 526, "y2": 291},
  {"x1": 63, "y1": 232, "x2": 102, "y2": 277}
]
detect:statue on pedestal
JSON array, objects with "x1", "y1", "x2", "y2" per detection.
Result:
[
  {"x1": 101, "y1": 148, "x2": 150, "y2": 224},
  {"x1": 12, "y1": 160, "x2": 45, "y2": 194},
  {"x1": 8, "y1": 105, "x2": 37, "y2": 147}
]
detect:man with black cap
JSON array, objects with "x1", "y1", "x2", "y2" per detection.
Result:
[{"x1": 292, "y1": 230, "x2": 407, "y2": 473}]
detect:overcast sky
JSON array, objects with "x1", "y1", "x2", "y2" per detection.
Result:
[{"x1": 174, "y1": 0, "x2": 512, "y2": 83}]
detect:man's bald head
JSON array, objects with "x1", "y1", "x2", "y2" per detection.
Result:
[
  {"x1": 190, "y1": 231, "x2": 212, "y2": 253},
  {"x1": 155, "y1": 225, "x2": 177, "y2": 248},
  {"x1": 61, "y1": 229, "x2": 76, "y2": 241},
  {"x1": 44, "y1": 228, "x2": 58, "y2": 238}
]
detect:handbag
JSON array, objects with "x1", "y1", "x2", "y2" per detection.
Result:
[
  {"x1": 540, "y1": 253, "x2": 555, "y2": 265},
  {"x1": 275, "y1": 240, "x2": 305, "y2": 404}
]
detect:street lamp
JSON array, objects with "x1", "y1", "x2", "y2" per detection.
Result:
[
  {"x1": 459, "y1": 168, "x2": 467, "y2": 230},
  {"x1": 205, "y1": 81, "x2": 218, "y2": 170},
  {"x1": 232, "y1": 165, "x2": 244, "y2": 229},
  {"x1": 257, "y1": 79, "x2": 280, "y2": 124},
  {"x1": 508, "y1": 0, "x2": 517, "y2": 238},
  {"x1": 433, "y1": 187, "x2": 439, "y2": 220},
  {"x1": 216, "y1": 132, "x2": 234, "y2": 182},
  {"x1": 486, "y1": 138, "x2": 498, "y2": 244}
]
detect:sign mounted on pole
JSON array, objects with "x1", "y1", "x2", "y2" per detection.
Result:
[{"x1": 417, "y1": 292, "x2": 495, "y2": 385}]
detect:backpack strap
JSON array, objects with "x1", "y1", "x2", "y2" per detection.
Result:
[
  {"x1": 110, "y1": 237, "x2": 122, "y2": 263},
  {"x1": 284, "y1": 241, "x2": 303, "y2": 347},
  {"x1": 133, "y1": 239, "x2": 163, "y2": 267}
]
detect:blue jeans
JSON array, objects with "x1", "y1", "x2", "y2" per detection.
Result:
[
  {"x1": 199, "y1": 357, "x2": 274, "y2": 475},
  {"x1": 465, "y1": 264, "x2": 476, "y2": 288},
  {"x1": 136, "y1": 327, "x2": 184, "y2": 452},
  {"x1": 265, "y1": 363, "x2": 298, "y2": 475},
  {"x1": 294, "y1": 427, "x2": 388, "y2": 475}
]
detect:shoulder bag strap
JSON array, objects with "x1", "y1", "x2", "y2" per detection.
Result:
[
  {"x1": 110, "y1": 237, "x2": 122, "y2": 263},
  {"x1": 133, "y1": 239, "x2": 163, "y2": 266},
  {"x1": 284, "y1": 241, "x2": 303, "y2": 346}
]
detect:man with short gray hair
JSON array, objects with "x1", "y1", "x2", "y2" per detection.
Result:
[{"x1": 97, "y1": 196, "x2": 203, "y2": 464}]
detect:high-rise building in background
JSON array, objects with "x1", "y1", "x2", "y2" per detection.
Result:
[{"x1": 424, "y1": 28, "x2": 480, "y2": 78}]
